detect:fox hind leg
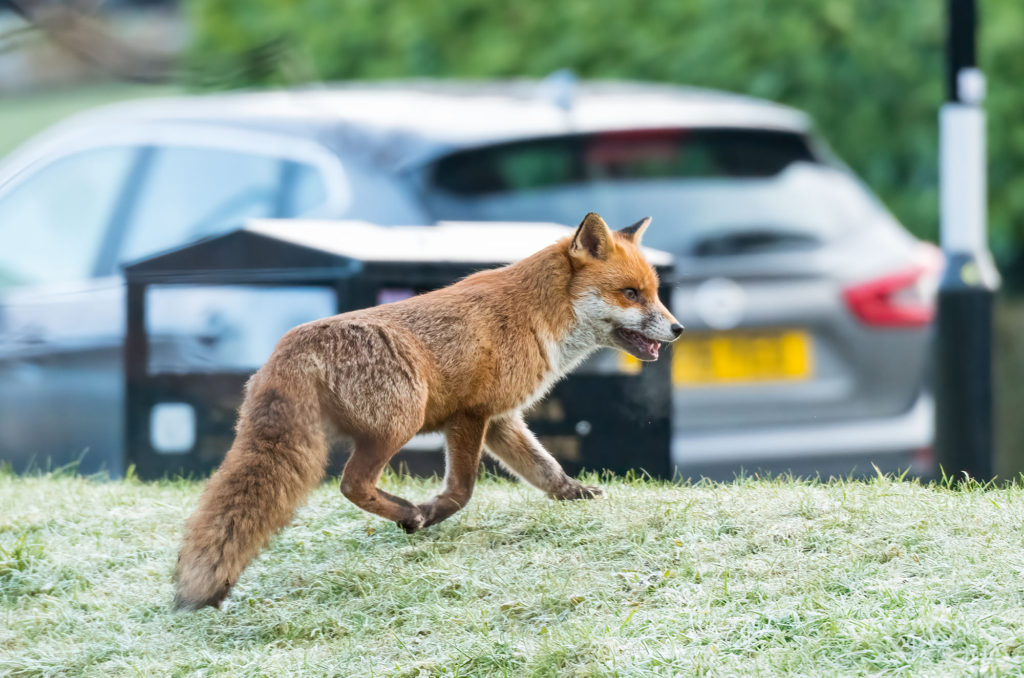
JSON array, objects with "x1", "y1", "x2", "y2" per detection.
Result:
[
  {"x1": 341, "y1": 439, "x2": 426, "y2": 533},
  {"x1": 485, "y1": 413, "x2": 602, "y2": 500},
  {"x1": 327, "y1": 324, "x2": 433, "y2": 532}
]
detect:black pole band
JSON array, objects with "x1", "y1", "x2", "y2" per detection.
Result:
[{"x1": 947, "y1": 0, "x2": 977, "y2": 102}]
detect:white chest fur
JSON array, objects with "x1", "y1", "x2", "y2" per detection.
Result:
[
  {"x1": 520, "y1": 337, "x2": 596, "y2": 412},
  {"x1": 519, "y1": 298, "x2": 604, "y2": 412}
]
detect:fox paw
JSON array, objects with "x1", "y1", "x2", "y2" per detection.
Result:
[
  {"x1": 554, "y1": 483, "x2": 603, "y2": 501},
  {"x1": 416, "y1": 496, "x2": 464, "y2": 529},
  {"x1": 396, "y1": 511, "x2": 426, "y2": 534}
]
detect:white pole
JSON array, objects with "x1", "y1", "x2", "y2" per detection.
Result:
[{"x1": 939, "y1": 99, "x2": 985, "y2": 256}]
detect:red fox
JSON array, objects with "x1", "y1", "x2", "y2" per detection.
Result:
[{"x1": 173, "y1": 212, "x2": 682, "y2": 610}]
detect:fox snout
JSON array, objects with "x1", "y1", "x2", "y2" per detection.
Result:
[
  {"x1": 644, "y1": 302, "x2": 683, "y2": 343},
  {"x1": 611, "y1": 303, "x2": 681, "y2": 362}
]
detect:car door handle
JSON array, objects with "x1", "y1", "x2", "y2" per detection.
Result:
[{"x1": 13, "y1": 327, "x2": 47, "y2": 345}]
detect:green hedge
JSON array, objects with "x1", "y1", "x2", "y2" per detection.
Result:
[{"x1": 184, "y1": 0, "x2": 1024, "y2": 278}]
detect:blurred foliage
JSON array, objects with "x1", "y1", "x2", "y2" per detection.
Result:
[{"x1": 184, "y1": 0, "x2": 1024, "y2": 276}]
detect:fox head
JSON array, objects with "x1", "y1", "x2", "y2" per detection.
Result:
[{"x1": 565, "y1": 212, "x2": 683, "y2": 361}]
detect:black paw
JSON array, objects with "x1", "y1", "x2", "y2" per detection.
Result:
[{"x1": 396, "y1": 511, "x2": 426, "y2": 534}]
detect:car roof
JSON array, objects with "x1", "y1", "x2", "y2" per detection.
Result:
[
  {"x1": 56, "y1": 80, "x2": 812, "y2": 169},
  {"x1": 246, "y1": 218, "x2": 674, "y2": 267}
]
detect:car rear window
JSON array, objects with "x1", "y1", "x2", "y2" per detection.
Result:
[
  {"x1": 421, "y1": 127, "x2": 885, "y2": 256},
  {"x1": 430, "y1": 128, "x2": 819, "y2": 196}
]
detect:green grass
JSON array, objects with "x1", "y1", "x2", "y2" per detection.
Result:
[
  {"x1": 3, "y1": 470, "x2": 1024, "y2": 677},
  {"x1": 0, "y1": 82, "x2": 181, "y2": 158}
]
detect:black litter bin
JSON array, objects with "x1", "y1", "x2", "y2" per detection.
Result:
[{"x1": 123, "y1": 220, "x2": 674, "y2": 480}]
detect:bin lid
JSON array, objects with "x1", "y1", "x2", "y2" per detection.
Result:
[{"x1": 123, "y1": 219, "x2": 673, "y2": 285}]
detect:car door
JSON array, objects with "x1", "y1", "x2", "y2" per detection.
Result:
[
  {"x1": 0, "y1": 145, "x2": 142, "y2": 475},
  {"x1": 110, "y1": 141, "x2": 342, "y2": 386},
  {"x1": 0, "y1": 127, "x2": 345, "y2": 476}
]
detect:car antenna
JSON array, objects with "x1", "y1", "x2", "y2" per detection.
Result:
[{"x1": 540, "y1": 69, "x2": 578, "y2": 125}]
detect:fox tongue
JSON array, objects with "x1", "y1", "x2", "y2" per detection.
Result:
[
  {"x1": 616, "y1": 327, "x2": 661, "y2": 360},
  {"x1": 629, "y1": 331, "x2": 659, "y2": 360}
]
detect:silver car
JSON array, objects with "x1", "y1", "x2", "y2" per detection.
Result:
[{"x1": 0, "y1": 80, "x2": 937, "y2": 478}]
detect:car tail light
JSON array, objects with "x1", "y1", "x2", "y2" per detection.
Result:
[
  {"x1": 912, "y1": 445, "x2": 935, "y2": 476},
  {"x1": 842, "y1": 245, "x2": 943, "y2": 328}
]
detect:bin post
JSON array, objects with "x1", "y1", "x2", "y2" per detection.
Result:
[
  {"x1": 934, "y1": 0, "x2": 999, "y2": 482},
  {"x1": 124, "y1": 280, "x2": 148, "y2": 475}
]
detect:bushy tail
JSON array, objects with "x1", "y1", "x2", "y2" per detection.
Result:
[{"x1": 173, "y1": 369, "x2": 327, "y2": 610}]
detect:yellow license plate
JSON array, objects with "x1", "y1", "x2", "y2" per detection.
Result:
[{"x1": 671, "y1": 330, "x2": 812, "y2": 386}]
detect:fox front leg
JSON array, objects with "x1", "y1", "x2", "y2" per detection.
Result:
[
  {"x1": 484, "y1": 413, "x2": 602, "y2": 500},
  {"x1": 417, "y1": 413, "x2": 489, "y2": 529}
]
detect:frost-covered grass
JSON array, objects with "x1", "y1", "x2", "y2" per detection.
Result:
[{"x1": 3, "y1": 469, "x2": 1024, "y2": 677}]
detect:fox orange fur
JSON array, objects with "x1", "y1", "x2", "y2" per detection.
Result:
[{"x1": 173, "y1": 213, "x2": 682, "y2": 610}]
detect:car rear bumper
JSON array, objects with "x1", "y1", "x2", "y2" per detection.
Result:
[{"x1": 672, "y1": 392, "x2": 934, "y2": 480}]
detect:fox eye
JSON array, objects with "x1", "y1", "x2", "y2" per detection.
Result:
[{"x1": 622, "y1": 288, "x2": 639, "y2": 302}]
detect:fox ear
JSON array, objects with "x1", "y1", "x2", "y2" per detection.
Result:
[
  {"x1": 570, "y1": 213, "x2": 613, "y2": 261},
  {"x1": 618, "y1": 216, "x2": 651, "y2": 245}
]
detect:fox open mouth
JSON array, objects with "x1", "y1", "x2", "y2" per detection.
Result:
[{"x1": 613, "y1": 327, "x2": 661, "y2": 361}]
